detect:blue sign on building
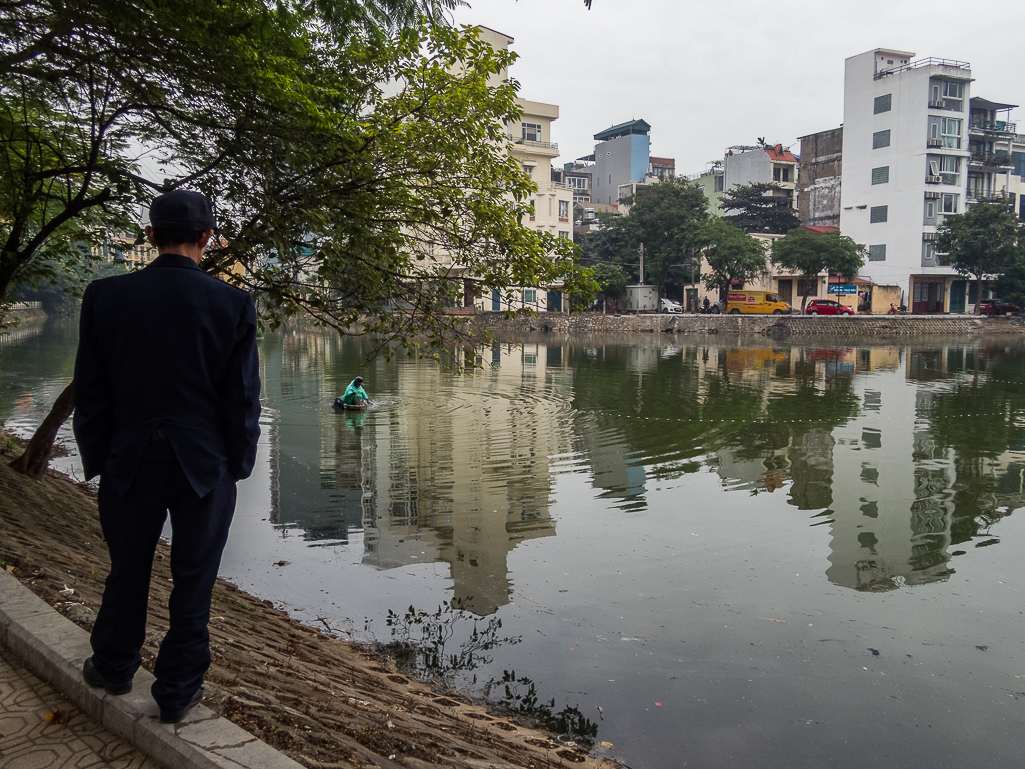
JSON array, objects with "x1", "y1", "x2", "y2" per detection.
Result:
[{"x1": 829, "y1": 285, "x2": 856, "y2": 295}]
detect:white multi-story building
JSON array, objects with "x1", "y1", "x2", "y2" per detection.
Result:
[
  {"x1": 472, "y1": 27, "x2": 573, "y2": 313},
  {"x1": 840, "y1": 48, "x2": 974, "y2": 313}
]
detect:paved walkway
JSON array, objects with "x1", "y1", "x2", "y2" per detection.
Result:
[
  {"x1": 0, "y1": 568, "x2": 303, "y2": 769},
  {"x1": 0, "y1": 645, "x2": 160, "y2": 769}
]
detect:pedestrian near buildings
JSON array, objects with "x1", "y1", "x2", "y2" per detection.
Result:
[{"x1": 72, "y1": 190, "x2": 261, "y2": 723}]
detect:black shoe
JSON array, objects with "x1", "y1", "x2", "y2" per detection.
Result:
[
  {"x1": 159, "y1": 687, "x2": 204, "y2": 724},
  {"x1": 83, "y1": 657, "x2": 133, "y2": 695}
]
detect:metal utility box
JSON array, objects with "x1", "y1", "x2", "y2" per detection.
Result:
[{"x1": 622, "y1": 284, "x2": 658, "y2": 313}]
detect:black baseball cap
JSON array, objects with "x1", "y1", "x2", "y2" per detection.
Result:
[
  {"x1": 149, "y1": 190, "x2": 217, "y2": 230},
  {"x1": 354, "y1": 376, "x2": 364, "y2": 383}
]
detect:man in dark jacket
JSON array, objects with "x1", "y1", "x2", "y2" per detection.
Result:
[{"x1": 73, "y1": 190, "x2": 261, "y2": 724}]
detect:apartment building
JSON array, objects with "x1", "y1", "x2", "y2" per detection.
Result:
[
  {"x1": 967, "y1": 98, "x2": 1021, "y2": 209},
  {"x1": 90, "y1": 234, "x2": 157, "y2": 269},
  {"x1": 797, "y1": 127, "x2": 843, "y2": 228},
  {"x1": 444, "y1": 27, "x2": 573, "y2": 313},
  {"x1": 583, "y1": 119, "x2": 652, "y2": 206},
  {"x1": 840, "y1": 48, "x2": 976, "y2": 313},
  {"x1": 552, "y1": 163, "x2": 591, "y2": 203},
  {"x1": 723, "y1": 143, "x2": 799, "y2": 209},
  {"x1": 684, "y1": 161, "x2": 725, "y2": 216}
]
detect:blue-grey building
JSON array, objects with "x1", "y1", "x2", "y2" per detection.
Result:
[{"x1": 585, "y1": 119, "x2": 651, "y2": 206}]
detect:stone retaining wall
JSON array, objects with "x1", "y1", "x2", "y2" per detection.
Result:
[{"x1": 475, "y1": 312, "x2": 1025, "y2": 337}]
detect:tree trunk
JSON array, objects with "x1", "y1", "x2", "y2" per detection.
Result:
[
  {"x1": 975, "y1": 273, "x2": 983, "y2": 315},
  {"x1": 9, "y1": 381, "x2": 75, "y2": 480}
]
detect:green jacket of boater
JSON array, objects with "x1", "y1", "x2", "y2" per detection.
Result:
[{"x1": 341, "y1": 379, "x2": 369, "y2": 405}]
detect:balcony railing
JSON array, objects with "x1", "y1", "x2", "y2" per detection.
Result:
[
  {"x1": 970, "y1": 151, "x2": 1013, "y2": 168},
  {"x1": 875, "y1": 56, "x2": 970, "y2": 79},
  {"x1": 509, "y1": 135, "x2": 559, "y2": 151},
  {"x1": 969, "y1": 118, "x2": 1017, "y2": 134},
  {"x1": 967, "y1": 189, "x2": 1010, "y2": 203},
  {"x1": 534, "y1": 181, "x2": 571, "y2": 193}
]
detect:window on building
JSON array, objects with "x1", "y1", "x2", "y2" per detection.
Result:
[
  {"x1": 873, "y1": 129, "x2": 891, "y2": 149},
  {"x1": 870, "y1": 205, "x2": 888, "y2": 223},
  {"x1": 941, "y1": 118, "x2": 962, "y2": 148},
  {"x1": 923, "y1": 242, "x2": 937, "y2": 266},
  {"x1": 874, "y1": 94, "x2": 892, "y2": 114},
  {"x1": 521, "y1": 123, "x2": 541, "y2": 142},
  {"x1": 941, "y1": 80, "x2": 964, "y2": 111},
  {"x1": 558, "y1": 231, "x2": 569, "y2": 240},
  {"x1": 939, "y1": 155, "x2": 960, "y2": 185},
  {"x1": 871, "y1": 166, "x2": 889, "y2": 185},
  {"x1": 797, "y1": 279, "x2": 819, "y2": 298},
  {"x1": 528, "y1": 199, "x2": 535, "y2": 216},
  {"x1": 926, "y1": 200, "x2": 936, "y2": 219},
  {"x1": 868, "y1": 244, "x2": 887, "y2": 261},
  {"x1": 568, "y1": 176, "x2": 587, "y2": 189},
  {"x1": 773, "y1": 166, "x2": 790, "y2": 182},
  {"x1": 714, "y1": 175, "x2": 724, "y2": 192},
  {"x1": 941, "y1": 193, "x2": 959, "y2": 214},
  {"x1": 559, "y1": 200, "x2": 569, "y2": 219}
]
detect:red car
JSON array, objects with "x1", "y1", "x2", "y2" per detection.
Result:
[
  {"x1": 805, "y1": 299, "x2": 854, "y2": 316},
  {"x1": 978, "y1": 299, "x2": 1021, "y2": 315}
]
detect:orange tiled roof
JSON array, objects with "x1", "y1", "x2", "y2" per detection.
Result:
[{"x1": 764, "y1": 143, "x2": 797, "y2": 162}]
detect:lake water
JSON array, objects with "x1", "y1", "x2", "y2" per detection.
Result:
[{"x1": 4, "y1": 319, "x2": 1025, "y2": 768}]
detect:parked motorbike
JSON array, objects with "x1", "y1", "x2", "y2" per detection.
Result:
[{"x1": 887, "y1": 303, "x2": 908, "y2": 315}]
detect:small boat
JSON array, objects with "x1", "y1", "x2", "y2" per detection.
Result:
[{"x1": 332, "y1": 398, "x2": 367, "y2": 411}]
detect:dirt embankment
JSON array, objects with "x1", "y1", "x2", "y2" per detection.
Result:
[{"x1": 0, "y1": 436, "x2": 613, "y2": 769}]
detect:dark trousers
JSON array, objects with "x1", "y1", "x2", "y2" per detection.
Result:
[{"x1": 90, "y1": 447, "x2": 236, "y2": 712}]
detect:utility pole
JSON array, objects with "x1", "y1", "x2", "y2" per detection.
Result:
[{"x1": 637, "y1": 243, "x2": 645, "y2": 316}]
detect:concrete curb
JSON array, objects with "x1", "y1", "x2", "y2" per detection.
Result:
[{"x1": 0, "y1": 568, "x2": 303, "y2": 769}]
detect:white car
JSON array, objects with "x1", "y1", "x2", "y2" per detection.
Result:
[{"x1": 660, "y1": 298, "x2": 683, "y2": 314}]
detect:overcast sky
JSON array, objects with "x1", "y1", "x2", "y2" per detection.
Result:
[{"x1": 451, "y1": 0, "x2": 1025, "y2": 175}]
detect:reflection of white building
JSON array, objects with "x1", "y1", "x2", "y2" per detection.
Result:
[{"x1": 361, "y1": 341, "x2": 575, "y2": 615}]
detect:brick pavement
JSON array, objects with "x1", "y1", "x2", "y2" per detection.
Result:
[{"x1": 0, "y1": 644, "x2": 160, "y2": 769}]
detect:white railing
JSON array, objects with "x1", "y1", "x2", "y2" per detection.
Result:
[{"x1": 534, "y1": 181, "x2": 571, "y2": 193}]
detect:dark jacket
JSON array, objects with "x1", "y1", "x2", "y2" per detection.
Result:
[{"x1": 73, "y1": 253, "x2": 261, "y2": 497}]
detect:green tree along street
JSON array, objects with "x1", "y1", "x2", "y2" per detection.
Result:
[
  {"x1": 700, "y1": 218, "x2": 767, "y2": 301},
  {"x1": 589, "y1": 262, "x2": 628, "y2": 311},
  {"x1": 576, "y1": 178, "x2": 707, "y2": 299},
  {"x1": 1, "y1": 0, "x2": 590, "y2": 346},
  {"x1": 770, "y1": 228, "x2": 866, "y2": 312},
  {"x1": 721, "y1": 182, "x2": 801, "y2": 235},
  {"x1": 996, "y1": 258, "x2": 1025, "y2": 310},
  {"x1": 936, "y1": 199, "x2": 1024, "y2": 314},
  {"x1": 625, "y1": 179, "x2": 708, "y2": 295}
]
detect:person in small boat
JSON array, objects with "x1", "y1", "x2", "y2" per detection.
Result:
[{"x1": 341, "y1": 376, "x2": 371, "y2": 406}]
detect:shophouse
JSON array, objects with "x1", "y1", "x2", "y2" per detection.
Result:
[{"x1": 840, "y1": 48, "x2": 984, "y2": 313}]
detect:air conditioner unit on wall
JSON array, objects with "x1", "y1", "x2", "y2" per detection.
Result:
[
  {"x1": 928, "y1": 100, "x2": 945, "y2": 109},
  {"x1": 924, "y1": 191, "x2": 942, "y2": 199},
  {"x1": 926, "y1": 175, "x2": 943, "y2": 184},
  {"x1": 927, "y1": 138, "x2": 943, "y2": 148},
  {"x1": 923, "y1": 232, "x2": 938, "y2": 241}
]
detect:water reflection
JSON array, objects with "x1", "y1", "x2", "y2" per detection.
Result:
[
  {"x1": 259, "y1": 330, "x2": 573, "y2": 615},
  {"x1": 254, "y1": 332, "x2": 1025, "y2": 602},
  {"x1": 5, "y1": 324, "x2": 1025, "y2": 608}
]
